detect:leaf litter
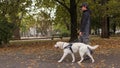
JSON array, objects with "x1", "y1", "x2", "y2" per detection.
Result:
[{"x1": 0, "y1": 37, "x2": 120, "y2": 68}]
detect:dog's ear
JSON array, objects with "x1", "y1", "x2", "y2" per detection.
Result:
[
  {"x1": 56, "y1": 41, "x2": 64, "y2": 49},
  {"x1": 57, "y1": 41, "x2": 62, "y2": 44}
]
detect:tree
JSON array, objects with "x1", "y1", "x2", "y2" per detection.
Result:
[
  {"x1": 107, "y1": 0, "x2": 120, "y2": 34},
  {"x1": 54, "y1": 5, "x2": 70, "y2": 31},
  {"x1": 100, "y1": 0, "x2": 120, "y2": 37},
  {"x1": 54, "y1": 0, "x2": 81, "y2": 41},
  {"x1": 36, "y1": 11, "x2": 53, "y2": 36},
  {"x1": 20, "y1": 14, "x2": 36, "y2": 37},
  {"x1": 100, "y1": 0, "x2": 110, "y2": 38},
  {"x1": 0, "y1": 0, "x2": 32, "y2": 40},
  {"x1": 36, "y1": 0, "x2": 81, "y2": 41},
  {"x1": 53, "y1": 4, "x2": 71, "y2": 37}
]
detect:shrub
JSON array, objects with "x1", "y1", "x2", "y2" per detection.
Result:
[
  {"x1": 61, "y1": 30, "x2": 70, "y2": 37},
  {"x1": 0, "y1": 21, "x2": 15, "y2": 45}
]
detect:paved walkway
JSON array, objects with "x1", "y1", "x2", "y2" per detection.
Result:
[{"x1": 0, "y1": 39, "x2": 120, "y2": 68}]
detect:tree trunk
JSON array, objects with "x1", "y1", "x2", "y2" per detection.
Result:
[
  {"x1": 113, "y1": 23, "x2": 116, "y2": 34},
  {"x1": 13, "y1": 12, "x2": 24, "y2": 40},
  {"x1": 54, "y1": 0, "x2": 78, "y2": 41},
  {"x1": 69, "y1": 0, "x2": 78, "y2": 42},
  {"x1": 100, "y1": 0, "x2": 110, "y2": 38},
  {"x1": 12, "y1": 19, "x2": 21, "y2": 40},
  {"x1": 13, "y1": 26, "x2": 20, "y2": 40},
  {"x1": 101, "y1": 16, "x2": 109, "y2": 38}
]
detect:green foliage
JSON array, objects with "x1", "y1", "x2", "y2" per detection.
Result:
[
  {"x1": 54, "y1": 5, "x2": 70, "y2": 30},
  {"x1": 53, "y1": 23, "x2": 70, "y2": 37},
  {"x1": 0, "y1": 0, "x2": 32, "y2": 22},
  {"x1": 20, "y1": 14, "x2": 35, "y2": 33},
  {"x1": 0, "y1": 21, "x2": 15, "y2": 45},
  {"x1": 106, "y1": 0, "x2": 120, "y2": 27},
  {"x1": 0, "y1": 0, "x2": 32, "y2": 41}
]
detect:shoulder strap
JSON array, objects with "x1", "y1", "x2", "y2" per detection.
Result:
[{"x1": 64, "y1": 43, "x2": 73, "y2": 53}]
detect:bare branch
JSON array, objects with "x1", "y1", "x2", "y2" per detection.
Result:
[{"x1": 54, "y1": 0, "x2": 70, "y2": 12}]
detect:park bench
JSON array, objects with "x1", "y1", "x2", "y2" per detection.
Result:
[{"x1": 51, "y1": 34, "x2": 62, "y2": 40}]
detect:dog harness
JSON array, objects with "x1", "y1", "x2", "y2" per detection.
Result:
[{"x1": 64, "y1": 43, "x2": 73, "y2": 53}]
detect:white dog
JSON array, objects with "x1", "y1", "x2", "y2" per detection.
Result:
[{"x1": 54, "y1": 41, "x2": 99, "y2": 63}]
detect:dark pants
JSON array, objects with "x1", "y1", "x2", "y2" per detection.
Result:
[{"x1": 79, "y1": 32, "x2": 89, "y2": 44}]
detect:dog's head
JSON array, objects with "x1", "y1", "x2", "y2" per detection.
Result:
[{"x1": 54, "y1": 41, "x2": 64, "y2": 49}]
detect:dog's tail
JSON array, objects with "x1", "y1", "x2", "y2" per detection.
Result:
[{"x1": 88, "y1": 45, "x2": 99, "y2": 50}]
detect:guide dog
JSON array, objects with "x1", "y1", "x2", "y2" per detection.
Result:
[{"x1": 54, "y1": 41, "x2": 99, "y2": 63}]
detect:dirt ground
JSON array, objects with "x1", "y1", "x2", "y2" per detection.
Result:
[{"x1": 0, "y1": 37, "x2": 120, "y2": 68}]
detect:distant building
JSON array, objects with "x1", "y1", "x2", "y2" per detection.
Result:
[{"x1": 29, "y1": 27, "x2": 37, "y2": 36}]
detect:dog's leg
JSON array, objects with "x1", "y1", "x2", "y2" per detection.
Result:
[
  {"x1": 58, "y1": 53, "x2": 68, "y2": 63},
  {"x1": 71, "y1": 53, "x2": 75, "y2": 62},
  {"x1": 87, "y1": 52, "x2": 95, "y2": 63},
  {"x1": 78, "y1": 52, "x2": 84, "y2": 63}
]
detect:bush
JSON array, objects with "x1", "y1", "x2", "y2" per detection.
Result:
[
  {"x1": 0, "y1": 21, "x2": 15, "y2": 45},
  {"x1": 61, "y1": 31, "x2": 70, "y2": 37}
]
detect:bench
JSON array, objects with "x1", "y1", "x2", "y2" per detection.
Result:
[{"x1": 51, "y1": 34, "x2": 62, "y2": 40}]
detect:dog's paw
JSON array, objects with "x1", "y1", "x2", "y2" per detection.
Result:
[
  {"x1": 58, "y1": 60, "x2": 62, "y2": 63},
  {"x1": 77, "y1": 61, "x2": 81, "y2": 64},
  {"x1": 92, "y1": 60, "x2": 95, "y2": 63},
  {"x1": 72, "y1": 60, "x2": 75, "y2": 63}
]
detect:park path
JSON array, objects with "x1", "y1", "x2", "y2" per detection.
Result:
[
  {"x1": 0, "y1": 38, "x2": 120, "y2": 68},
  {"x1": 0, "y1": 47, "x2": 120, "y2": 68}
]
